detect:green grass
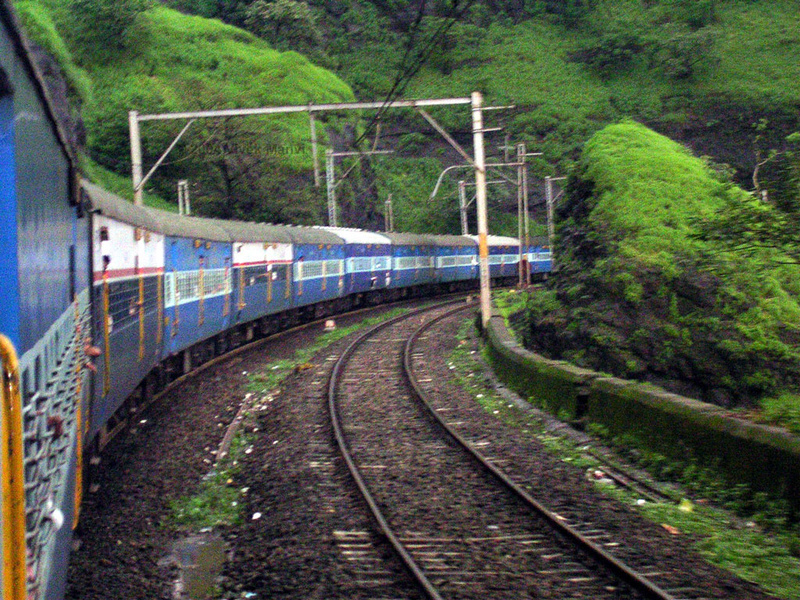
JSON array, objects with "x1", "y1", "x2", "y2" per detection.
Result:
[
  {"x1": 758, "y1": 394, "x2": 800, "y2": 435},
  {"x1": 540, "y1": 120, "x2": 800, "y2": 399},
  {"x1": 80, "y1": 156, "x2": 176, "y2": 210},
  {"x1": 14, "y1": 0, "x2": 354, "y2": 212},
  {"x1": 13, "y1": 0, "x2": 93, "y2": 102},
  {"x1": 169, "y1": 429, "x2": 250, "y2": 529}
]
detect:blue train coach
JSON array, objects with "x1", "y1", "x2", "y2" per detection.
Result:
[{"x1": 2, "y1": 2, "x2": 91, "y2": 599}]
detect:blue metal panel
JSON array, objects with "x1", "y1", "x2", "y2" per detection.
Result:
[
  {"x1": 390, "y1": 245, "x2": 418, "y2": 289},
  {"x1": 436, "y1": 244, "x2": 476, "y2": 283},
  {"x1": 13, "y1": 77, "x2": 73, "y2": 357},
  {"x1": 90, "y1": 275, "x2": 162, "y2": 437},
  {"x1": 233, "y1": 263, "x2": 292, "y2": 323},
  {"x1": 345, "y1": 243, "x2": 391, "y2": 295},
  {"x1": 163, "y1": 236, "x2": 233, "y2": 355},
  {"x1": 292, "y1": 243, "x2": 346, "y2": 307},
  {"x1": 0, "y1": 92, "x2": 20, "y2": 348}
]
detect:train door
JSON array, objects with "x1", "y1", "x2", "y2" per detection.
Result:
[{"x1": 0, "y1": 69, "x2": 20, "y2": 348}]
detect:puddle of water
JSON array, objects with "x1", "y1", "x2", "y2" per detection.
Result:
[{"x1": 171, "y1": 534, "x2": 226, "y2": 599}]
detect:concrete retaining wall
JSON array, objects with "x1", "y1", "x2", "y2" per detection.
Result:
[{"x1": 485, "y1": 314, "x2": 800, "y2": 515}]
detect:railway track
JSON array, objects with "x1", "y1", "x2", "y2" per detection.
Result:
[
  {"x1": 329, "y1": 300, "x2": 690, "y2": 600},
  {"x1": 69, "y1": 296, "x2": 773, "y2": 600}
]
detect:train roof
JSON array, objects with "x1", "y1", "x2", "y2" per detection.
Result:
[
  {"x1": 285, "y1": 225, "x2": 344, "y2": 245},
  {"x1": 465, "y1": 234, "x2": 521, "y2": 247},
  {"x1": 315, "y1": 227, "x2": 391, "y2": 245},
  {"x1": 84, "y1": 181, "x2": 350, "y2": 245},
  {"x1": 380, "y1": 232, "x2": 438, "y2": 246},
  {"x1": 206, "y1": 218, "x2": 293, "y2": 244},
  {"x1": 84, "y1": 181, "x2": 233, "y2": 241},
  {"x1": 433, "y1": 234, "x2": 475, "y2": 247}
]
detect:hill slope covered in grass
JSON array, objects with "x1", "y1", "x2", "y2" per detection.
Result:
[
  {"x1": 13, "y1": 1, "x2": 354, "y2": 221},
  {"x1": 523, "y1": 121, "x2": 800, "y2": 408}
]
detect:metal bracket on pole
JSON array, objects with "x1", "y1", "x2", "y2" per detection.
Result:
[
  {"x1": 129, "y1": 97, "x2": 473, "y2": 209},
  {"x1": 130, "y1": 113, "x2": 195, "y2": 205},
  {"x1": 415, "y1": 107, "x2": 476, "y2": 169}
]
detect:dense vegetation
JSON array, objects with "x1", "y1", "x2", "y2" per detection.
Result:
[
  {"x1": 522, "y1": 121, "x2": 800, "y2": 409},
  {"x1": 14, "y1": 0, "x2": 354, "y2": 221},
  {"x1": 13, "y1": 0, "x2": 800, "y2": 234},
  {"x1": 11, "y1": 0, "x2": 800, "y2": 409},
  {"x1": 152, "y1": 0, "x2": 800, "y2": 229}
]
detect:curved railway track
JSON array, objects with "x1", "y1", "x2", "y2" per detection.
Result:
[
  {"x1": 329, "y1": 301, "x2": 718, "y2": 600},
  {"x1": 68, "y1": 296, "x2": 774, "y2": 600}
]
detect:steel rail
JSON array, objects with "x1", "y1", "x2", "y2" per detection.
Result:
[
  {"x1": 403, "y1": 309, "x2": 679, "y2": 600},
  {"x1": 328, "y1": 298, "x2": 473, "y2": 600}
]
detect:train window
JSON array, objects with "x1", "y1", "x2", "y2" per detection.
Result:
[
  {"x1": 134, "y1": 227, "x2": 142, "y2": 241},
  {"x1": 69, "y1": 245, "x2": 76, "y2": 300},
  {"x1": 35, "y1": 356, "x2": 41, "y2": 392},
  {"x1": 99, "y1": 226, "x2": 109, "y2": 241},
  {"x1": 21, "y1": 368, "x2": 30, "y2": 404}
]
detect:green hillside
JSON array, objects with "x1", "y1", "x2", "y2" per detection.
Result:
[
  {"x1": 523, "y1": 121, "x2": 800, "y2": 408},
  {"x1": 12, "y1": 0, "x2": 800, "y2": 233},
  {"x1": 13, "y1": 1, "x2": 354, "y2": 221}
]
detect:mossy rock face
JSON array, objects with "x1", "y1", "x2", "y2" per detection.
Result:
[{"x1": 524, "y1": 122, "x2": 800, "y2": 406}]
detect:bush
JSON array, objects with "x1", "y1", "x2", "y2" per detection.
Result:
[{"x1": 66, "y1": 0, "x2": 151, "y2": 51}]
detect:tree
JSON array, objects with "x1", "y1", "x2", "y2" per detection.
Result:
[
  {"x1": 67, "y1": 0, "x2": 151, "y2": 51},
  {"x1": 245, "y1": 0, "x2": 321, "y2": 50},
  {"x1": 695, "y1": 133, "x2": 800, "y2": 263}
]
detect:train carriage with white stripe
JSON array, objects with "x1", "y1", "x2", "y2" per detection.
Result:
[{"x1": 317, "y1": 227, "x2": 393, "y2": 298}]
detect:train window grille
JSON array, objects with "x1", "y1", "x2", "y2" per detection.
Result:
[
  {"x1": 325, "y1": 260, "x2": 343, "y2": 276},
  {"x1": 416, "y1": 256, "x2": 434, "y2": 269},
  {"x1": 395, "y1": 256, "x2": 416, "y2": 270},
  {"x1": 373, "y1": 256, "x2": 390, "y2": 271},
  {"x1": 437, "y1": 256, "x2": 458, "y2": 268},
  {"x1": 16, "y1": 290, "x2": 92, "y2": 598},
  {"x1": 349, "y1": 257, "x2": 373, "y2": 273},
  {"x1": 164, "y1": 272, "x2": 175, "y2": 307},
  {"x1": 202, "y1": 268, "x2": 231, "y2": 297},
  {"x1": 106, "y1": 277, "x2": 160, "y2": 329},
  {"x1": 242, "y1": 265, "x2": 266, "y2": 287},
  {"x1": 176, "y1": 271, "x2": 200, "y2": 304},
  {"x1": 297, "y1": 261, "x2": 321, "y2": 280}
]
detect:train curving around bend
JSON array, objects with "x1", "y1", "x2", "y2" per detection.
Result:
[{"x1": 0, "y1": 3, "x2": 551, "y2": 599}]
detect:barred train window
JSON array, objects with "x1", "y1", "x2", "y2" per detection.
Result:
[
  {"x1": 373, "y1": 257, "x2": 390, "y2": 270},
  {"x1": 326, "y1": 260, "x2": 343, "y2": 276}
]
